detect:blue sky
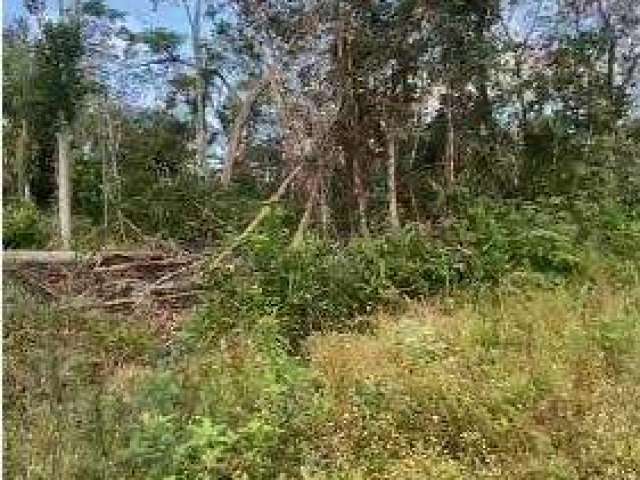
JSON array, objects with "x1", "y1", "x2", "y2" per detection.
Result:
[
  {"x1": 3, "y1": 0, "x2": 190, "y2": 35},
  {"x1": 2, "y1": 0, "x2": 202, "y2": 107}
]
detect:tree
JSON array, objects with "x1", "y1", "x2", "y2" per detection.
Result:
[
  {"x1": 2, "y1": 20, "x2": 36, "y2": 201},
  {"x1": 32, "y1": 17, "x2": 86, "y2": 247},
  {"x1": 147, "y1": 0, "x2": 234, "y2": 176}
]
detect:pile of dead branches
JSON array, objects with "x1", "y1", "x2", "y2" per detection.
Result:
[{"x1": 3, "y1": 250, "x2": 205, "y2": 314}]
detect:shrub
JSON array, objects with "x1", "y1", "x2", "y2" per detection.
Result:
[
  {"x1": 193, "y1": 225, "x2": 469, "y2": 349},
  {"x1": 193, "y1": 196, "x2": 624, "y2": 347},
  {"x1": 2, "y1": 199, "x2": 50, "y2": 249},
  {"x1": 125, "y1": 326, "x2": 312, "y2": 479}
]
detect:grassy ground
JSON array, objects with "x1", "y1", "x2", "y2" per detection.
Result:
[{"x1": 4, "y1": 265, "x2": 640, "y2": 479}]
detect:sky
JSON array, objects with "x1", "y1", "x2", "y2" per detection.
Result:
[
  {"x1": 3, "y1": 0, "x2": 190, "y2": 35},
  {"x1": 2, "y1": 0, "x2": 205, "y2": 107},
  {"x1": 3, "y1": 0, "x2": 637, "y2": 118}
]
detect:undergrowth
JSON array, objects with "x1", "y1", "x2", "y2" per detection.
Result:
[
  {"x1": 188, "y1": 195, "x2": 640, "y2": 349},
  {"x1": 4, "y1": 196, "x2": 640, "y2": 479}
]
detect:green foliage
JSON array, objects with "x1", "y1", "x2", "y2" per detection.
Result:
[
  {"x1": 34, "y1": 21, "x2": 86, "y2": 128},
  {"x1": 449, "y1": 197, "x2": 583, "y2": 281},
  {"x1": 4, "y1": 245, "x2": 640, "y2": 479},
  {"x1": 95, "y1": 111, "x2": 270, "y2": 247},
  {"x1": 2, "y1": 199, "x2": 51, "y2": 248},
  {"x1": 81, "y1": 0, "x2": 126, "y2": 20},
  {"x1": 72, "y1": 149, "x2": 104, "y2": 224},
  {"x1": 194, "y1": 194, "x2": 640, "y2": 347},
  {"x1": 137, "y1": 28, "x2": 183, "y2": 56},
  {"x1": 196, "y1": 225, "x2": 464, "y2": 348},
  {"x1": 125, "y1": 325, "x2": 311, "y2": 479}
]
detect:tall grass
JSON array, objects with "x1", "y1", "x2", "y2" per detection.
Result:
[
  {"x1": 4, "y1": 196, "x2": 640, "y2": 478},
  {"x1": 4, "y1": 270, "x2": 640, "y2": 478}
]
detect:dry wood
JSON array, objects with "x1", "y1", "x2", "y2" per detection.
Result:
[
  {"x1": 4, "y1": 248, "x2": 204, "y2": 316},
  {"x1": 212, "y1": 162, "x2": 304, "y2": 268},
  {"x1": 57, "y1": 128, "x2": 72, "y2": 249},
  {"x1": 3, "y1": 250, "x2": 86, "y2": 266},
  {"x1": 11, "y1": 270, "x2": 60, "y2": 300},
  {"x1": 222, "y1": 72, "x2": 271, "y2": 186},
  {"x1": 93, "y1": 257, "x2": 193, "y2": 273},
  {"x1": 292, "y1": 175, "x2": 320, "y2": 248}
]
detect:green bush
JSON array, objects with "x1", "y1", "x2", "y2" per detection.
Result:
[
  {"x1": 125, "y1": 324, "x2": 312, "y2": 479},
  {"x1": 2, "y1": 199, "x2": 50, "y2": 249},
  {"x1": 188, "y1": 195, "x2": 640, "y2": 349},
  {"x1": 192, "y1": 226, "x2": 469, "y2": 349}
]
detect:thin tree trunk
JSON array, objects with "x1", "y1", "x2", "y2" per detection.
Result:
[
  {"x1": 600, "y1": 5, "x2": 616, "y2": 103},
  {"x1": 101, "y1": 122, "x2": 109, "y2": 234},
  {"x1": 408, "y1": 134, "x2": 422, "y2": 223},
  {"x1": 445, "y1": 85, "x2": 455, "y2": 189},
  {"x1": 195, "y1": 73, "x2": 207, "y2": 174},
  {"x1": 515, "y1": 54, "x2": 527, "y2": 138},
  {"x1": 57, "y1": 128, "x2": 72, "y2": 249},
  {"x1": 185, "y1": 0, "x2": 207, "y2": 174},
  {"x1": 607, "y1": 39, "x2": 615, "y2": 92},
  {"x1": 353, "y1": 158, "x2": 369, "y2": 236},
  {"x1": 386, "y1": 131, "x2": 400, "y2": 231},
  {"x1": 320, "y1": 176, "x2": 330, "y2": 237},
  {"x1": 16, "y1": 119, "x2": 28, "y2": 199},
  {"x1": 106, "y1": 111, "x2": 121, "y2": 215},
  {"x1": 221, "y1": 75, "x2": 268, "y2": 187},
  {"x1": 292, "y1": 176, "x2": 319, "y2": 248}
]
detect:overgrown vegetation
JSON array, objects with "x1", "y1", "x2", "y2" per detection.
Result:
[
  {"x1": 2, "y1": 199, "x2": 51, "y2": 249},
  {"x1": 3, "y1": 0, "x2": 640, "y2": 478},
  {"x1": 191, "y1": 190, "x2": 640, "y2": 349},
  {"x1": 5, "y1": 192, "x2": 640, "y2": 479}
]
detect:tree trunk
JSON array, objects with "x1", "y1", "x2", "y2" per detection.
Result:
[
  {"x1": 106, "y1": 111, "x2": 122, "y2": 204},
  {"x1": 607, "y1": 39, "x2": 615, "y2": 85},
  {"x1": 515, "y1": 54, "x2": 527, "y2": 137},
  {"x1": 188, "y1": 0, "x2": 207, "y2": 175},
  {"x1": 57, "y1": 128, "x2": 72, "y2": 250},
  {"x1": 445, "y1": 86, "x2": 455, "y2": 189},
  {"x1": 195, "y1": 72, "x2": 207, "y2": 174},
  {"x1": 320, "y1": 176, "x2": 330, "y2": 237},
  {"x1": 212, "y1": 163, "x2": 304, "y2": 268},
  {"x1": 292, "y1": 176, "x2": 319, "y2": 248},
  {"x1": 408, "y1": 134, "x2": 422, "y2": 223},
  {"x1": 16, "y1": 119, "x2": 28, "y2": 199},
  {"x1": 353, "y1": 158, "x2": 369, "y2": 236},
  {"x1": 221, "y1": 76, "x2": 268, "y2": 187},
  {"x1": 386, "y1": 131, "x2": 400, "y2": 231},
  {"x1": 101, "y1": 122, "x2": 109, "y2": 234}
]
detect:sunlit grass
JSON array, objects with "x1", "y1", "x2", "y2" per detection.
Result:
[{"x1": 4, "y1": 270, "x2": 640, "y2": 478}]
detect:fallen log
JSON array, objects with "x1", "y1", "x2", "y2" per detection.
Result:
[
  {"x1": 93, "y1": 257, "x2": 194, "y2": 273},
  {"x1": 2, "y1": 250, "x2": 86, "y2": 267},
  {"x1": 2, "y1": 249, "x2": 175, "y2": 267}
]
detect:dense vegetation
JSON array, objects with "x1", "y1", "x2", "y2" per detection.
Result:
[
  {"x1": 3, "y1": 0, "x2": 640, "y2": 478},
  {"x1": 5, "y1": 192, "x2": 640, "y2": 478}
]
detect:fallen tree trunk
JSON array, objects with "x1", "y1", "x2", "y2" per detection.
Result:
[
  {"x1": 213, "y1": 162, "x2": 304, "y2": 268},
  {"x1": 1, "y1": 250, "x2": 176, "y2": 268},
  {"x1": 291, "y1": 175, "x2": 319, "y2": 249},
  {"x1": 2, "y1": 250, "x2": 86, "y2": 266}
]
